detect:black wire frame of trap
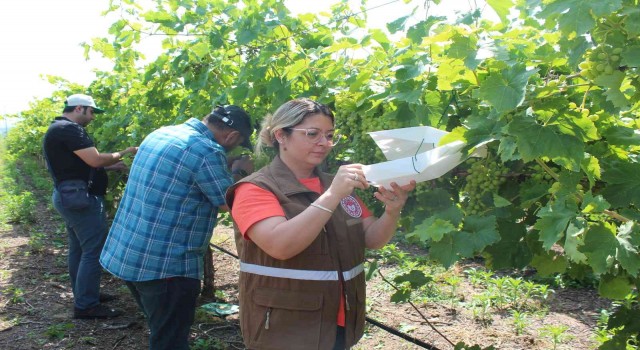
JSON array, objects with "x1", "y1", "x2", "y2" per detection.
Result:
[{"x1": 210, "y1": 243, "x2": 442, "y2": 350}]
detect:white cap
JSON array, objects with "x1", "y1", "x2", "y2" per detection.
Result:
[{"x1": 65, "y1": 94, "x2": 105, "y2": 113}]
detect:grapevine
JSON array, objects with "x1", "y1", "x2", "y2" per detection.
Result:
[
  {"x1": 461, "y1": 156, "x2": 508, "y2": 215},
  {"x1": 3, "y1": 0, "x2": 638, "y2": 347}
]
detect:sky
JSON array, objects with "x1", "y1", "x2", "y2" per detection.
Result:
[{"x1": 0, "y1": 0, "x2": 496, "y2": 117}]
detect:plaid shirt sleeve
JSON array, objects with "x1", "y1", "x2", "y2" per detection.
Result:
[{"x1": 195, "y1": 150, "x2": 233, "y2": 207}]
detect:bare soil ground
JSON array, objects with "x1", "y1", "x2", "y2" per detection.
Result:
[{"x1": 0, "y1": 199, "x2": 611, "y2": 350}]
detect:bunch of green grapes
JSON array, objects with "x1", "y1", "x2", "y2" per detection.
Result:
[
  {"x1": 529, "y1": 163, "x2": 553, "y2": 183},
  {"x1": 339, "y1": 111, "x2": 404, "y2": 165},
  {"x1": 578, "y1": 45, "x2": 623, "y2": 80},
  {"x1": 526, "y1": 162, "x2": 582, "y2": 197},
  {"x1": 462, "y1": 158, "x2": 508, "y2": 215},
  {"x1": 412, "y1": 181, "x2": 432, "y2": 204},
  {"x1": 360, "y1": 115, "x2": 400, "y2": 134}
]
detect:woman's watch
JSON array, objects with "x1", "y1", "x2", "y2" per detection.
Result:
[{"x1": 232, "y1": 169, "x2": 249, "y2": 177}]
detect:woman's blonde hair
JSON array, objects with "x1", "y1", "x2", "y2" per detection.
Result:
[{"x1": 255, "y1": 98, "x2": 335, "y2": 156}]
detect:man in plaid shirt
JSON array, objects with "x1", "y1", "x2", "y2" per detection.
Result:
[{"x1": 100, "y1": 105, "x2": 253, "y2": 350}]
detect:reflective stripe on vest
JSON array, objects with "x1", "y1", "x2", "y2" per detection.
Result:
[{"x1": 240, "y1": 262, "x2": 364, "y2": 281}]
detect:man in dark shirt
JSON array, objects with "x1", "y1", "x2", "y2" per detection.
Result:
[{"x1": 43, "y1": 94, "x2": 137, "y2": 319}]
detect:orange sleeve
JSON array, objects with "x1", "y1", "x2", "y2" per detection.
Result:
[
  {"x1": 356, "y1": 196, "x2": 372, "y2": 218},
  {"x1": 231, "y1": 183, "x2": 286, "y2": 237}
]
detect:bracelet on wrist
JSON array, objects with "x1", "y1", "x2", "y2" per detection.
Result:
[{"x1": 310, "y1": 202, "x2": 333, "y2": 214}]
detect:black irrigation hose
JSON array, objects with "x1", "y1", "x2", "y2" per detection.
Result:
[
  {"x1": 211, "y1": 242, "x2": 239, "y2": 259},
  {"x1": 210, "y1": 243, "x2": 441, "y2": 350},
  {"x1": 365, "y1": 316, "x2": 442, "y2": 350}
]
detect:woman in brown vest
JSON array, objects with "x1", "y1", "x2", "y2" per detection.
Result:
[{"x1": 226, "y1": 98, "x2": 415, "y2": 349}]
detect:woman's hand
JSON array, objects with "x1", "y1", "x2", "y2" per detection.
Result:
[
  {"x1": 374, "y1": 181, "x2": 416, "y2": 218},
  {"x1": 327, "y1": 164, "x2": 369, "y2": 199},
  {"x1": 362, "y1": 180, "x2": 416, "y2": 249}
]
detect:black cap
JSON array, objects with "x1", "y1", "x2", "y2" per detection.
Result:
[{"x1": 211, "y1": 105, "x2": 253, "y2": 149}]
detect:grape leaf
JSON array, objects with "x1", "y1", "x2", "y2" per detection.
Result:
[
  {"x1": 285, "y1": 59, "x2": 310, "y2": 81},
  {"x1": 594, "y1": 71, "x2": 629, "y2": 108},
  {"x1": 436, "y1": 58, "x2": 476, "y2": 91},
  {"x1": 582, "y1": 223, "x2": 617, "y2": 275},
  {"x1": 464, "y1": 113, "x2": 506, "y2": 146},
  {"x1": 615, "y1": 222, "x2": 640, "y2": 277},
  {"x1": 598, "y1": 274, "x2": 633, "y2": 300},
  {"x1": 393, "y1": 63, "x2": 428, "y2": 82},
  {"x1": 393, "y1": 270, "x2": 433, "y2": 288},
  {"x1": 429, "y1": 232, "x2": 475, "y2": 268},
  {"x1": 600, "y1": 161, "x2": 640, "y2": 207},
  {"x1": 390, "y1": 289, "x2": 411, "y2": 303},
  {"x1": 622, "y1": 7, "x2": 640, "y2": 35},
  {"x1": 407, "y1": 216, "x2": 456, "y2": 242},
  {"x1": 560, "y1": 36, "x2": 590, "y2": 67},
  {"x1": 534, "y1": 201, "x2": 576, "y2": 250},
  {"x1": 601, "y1": 125, "x2": 640, "y2": 147},
  {"x1": 406, "y1": 17, "x2": 445, "y2": 44},
  {"x1": 497, "y1": 136, "x2": 519, "y2": 162},
  {"x1": 236, "y1": 26, "x2": 259, "y2": 45},
  {"x1": 555, "y1": 113, "x2": 599, "y2": 142},
  {"x1": 370, "y1": 29, "x2": 390, "y2": 47},
  {"x1": 388, "y1": 89, "x2": 423, "y2": 104},
  {"x1": 537, "y1": 0, "x2": 608, "y2": 36},
  {"x1": 581, "y1": 192, "x2": 610, "y2": 214},
  {"x1": 554, "y1": 170, "x2": 582, "y2": 201},
  {"x1": 190, "y1": 41, "x2": 210, "y2": 59},
  {"x1": 599, "y1": 337, "x2": 631, "y2": 350},
  {"x1": 448, "y1": 32, "x2": 481, "y2": 70},
  {"x1": 492, "y1": 194, "x2": 511, "y2": 208},
  {"x1": 486, "y1": 0, "x2": 513, "y2": 24},
  {"x1": 365, "y1": 260, "x2": 378, "y2": 281},
  {"x1": 580, "y1": 155, "x2": 601, "y2": 189},
  {"x1": 518, "y1": 181, "x2": 549, "y2": 208},
  {"x1": 531, "y1": 250, "x2": 567, "y2": 276},
  {"x1": 621, "y1": 45, "x2": 640, "y2": 66},
  {"x1": 477, "y1": 64, "x2": 537, "y2": 113},
  {"x1": 607, "y1": 304, "x2": 640, "y2": 333},
  {"x1": 386, "y1": 15, "x2": 409, "y2": 34},
  {"x1": 588, "y1": 0, "x2": 624, "y2": 16},
  {"x1": 485, "y1": 220, "x2": 532, "y2": 269},
  {"x1": 564, "y1": 219, "x2": 587, "y2": 263},
  {"x1": 417, "y1": 189, "x2": 459, "y2": 214},
  {"x1": 508, "y1": 116, "x2": 583, "y2": 171},
  {"x1": 142, "y1": 10, "x2": 178, "y2": 26},
  {"x1": 461, "y1": 215, "x2": 500, "y2": 252}
]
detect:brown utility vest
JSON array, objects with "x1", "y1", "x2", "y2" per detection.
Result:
[{"x1": 226, "y1": 156, "x2": 366, "y2": 350}]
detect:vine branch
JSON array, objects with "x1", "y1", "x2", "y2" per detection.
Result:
[{"x1": 376, "y1": 268, "x2": 456, "y2": 347}]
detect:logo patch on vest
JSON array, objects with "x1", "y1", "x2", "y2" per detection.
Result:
[{"x1": 340, "y1": 196, "x2": 362, "y2": 218}]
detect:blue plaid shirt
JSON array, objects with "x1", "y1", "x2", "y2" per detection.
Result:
[{"x1": 100, "y1": 118, "x2": 232, "y2": 281}]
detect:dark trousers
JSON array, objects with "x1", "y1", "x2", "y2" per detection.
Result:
[
  {"x1": 126, "y1": 277, "x2": 201, "y2": 350},
  {"x1": 52, "y1": 191, "x2": 107, "y2": 310},
  {"x1": 333, "y1": 326, "x2": 346, "y2": 350}
]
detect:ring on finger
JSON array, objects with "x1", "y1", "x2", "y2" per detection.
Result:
[{"x1": 353, "y1": 173, "x2": 359, "y2": 182}]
